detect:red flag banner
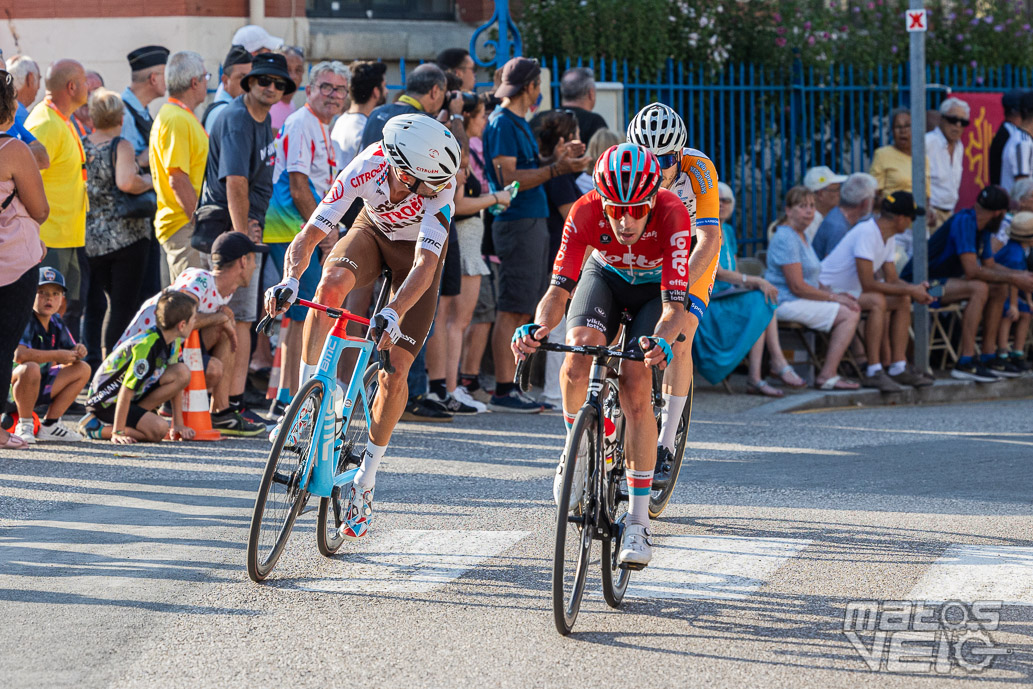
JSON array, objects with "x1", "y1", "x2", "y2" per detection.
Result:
[{"x1": 953, "y1": 92, "x2": 1003, "y2": 208}]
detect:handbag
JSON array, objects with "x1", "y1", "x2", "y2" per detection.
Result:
[
  {"x1": 190, "y1": 204, "x2": 233, "y2": 253},
  {"x1": 109, "y1": 136, "x2": 158, "y2": 219}
]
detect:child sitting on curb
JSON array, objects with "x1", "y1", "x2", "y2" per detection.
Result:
[
  {"x1": 9, "y1": 267, "x2": 92, "y2": 443},
  {"x1": 79, "y1": 291, "x2": 197, "y2": 444}
]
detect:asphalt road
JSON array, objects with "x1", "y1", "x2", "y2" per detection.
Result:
[{"x1": 1, "y1": 391, "x2": 1032, "y2": 688}]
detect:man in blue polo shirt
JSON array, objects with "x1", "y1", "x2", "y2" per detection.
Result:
[
  {"x1": 903, "y1": 185, "x2": 1033, "y2": 381},
  {"x1": 483, "y1": 57, "x2": 589, "y2": 412},
  {"x1": 0, "y1": 51, "x2": 48, "y2": 168}
]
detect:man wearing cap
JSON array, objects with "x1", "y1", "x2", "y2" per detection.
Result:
[
  {"x1": 812, "y1": 173, "x2": 878, "y2": 260},
  {"x1": 902, "y1": 185, "x2": 1033, "y2": 381},
  {"x1": 999, "y1": 91, "x2": 1033, "y2": 195},
  {"x1": 802, "y1": 165, "x2": 847, "y2": 244},
  {"x1": 231, "y1": 25, "x2": 284, "y2": 56},
  {"x1": 926, "y1": 97, "x2": 970, "y2": 232},
  {"x1": 990, "y1": 90, "x2": 1024, "y2": 187},
  {"x1": 198, "y1": 52, "x2": 295, "y2": 424},
  {"x1": 150, "y1": 51, "x2": 211, "y2": 281},
  {"x1": 123, "y1": 46, "x2": 169, "y2": 170},
  {"x1": 203, "y1": 46, "x2": 252, "y2": 136},
  {"x1": 114, "y1": 233, "x2": 266, "y2": 436},
  {"x1": 820, "y1": 192, "x2": 935, "y2": 392},
  {"x1": 25, "y1": 59, "x2": 90, "y2": 338},
  {"x1": 483, "y1": 56, "x2": 589, "y2": 412}
]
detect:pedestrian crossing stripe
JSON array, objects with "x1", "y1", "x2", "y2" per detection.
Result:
[
  {"x1": 288, "y1": 529, "x2": 529, "y2": 594},
  {"x1": 907, "y1": 545, "x2": 1033, "y2": 606}
]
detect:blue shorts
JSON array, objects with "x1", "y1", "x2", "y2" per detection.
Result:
[
  {"x1": 1003, "y1": 295, "x2": 1031, "y2": 316},
  {"x1": 267, "y1": 242, "x2": 323, "y2": 322}
]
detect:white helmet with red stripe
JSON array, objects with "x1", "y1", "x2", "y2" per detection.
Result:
[{"x1": 382, "y1": 114, "x2": 462, "y2": 185}]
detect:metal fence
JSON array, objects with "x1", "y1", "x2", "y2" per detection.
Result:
[{"x1": 541, "y1": 57, "x2": 1033, "y2": 254}]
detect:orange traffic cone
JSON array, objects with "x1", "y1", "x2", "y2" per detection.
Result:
[
  {"x1": 180, "y1": 330, "x2": 221, "y2": 441},
  {"x1": 267, "y1": 319, "x2": 285, "y2": 400}
]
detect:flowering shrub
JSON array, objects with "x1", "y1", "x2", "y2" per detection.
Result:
[{"x1": 520, "y1": 0, "x2": 1033, "y2": 74}]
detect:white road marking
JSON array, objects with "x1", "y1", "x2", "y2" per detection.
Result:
[
  {"x1": 289, "y1": 529, "x2": 529, "y2": 594},
  {"x1": 627, "y1": 535, "x2": 812, "y2": 600},
  {"x1": 908, "y1": 545, "x2": 1033, "y2": 605}
]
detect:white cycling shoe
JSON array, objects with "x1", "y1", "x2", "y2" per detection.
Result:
[
  {"x1": 618, "y1": 524, "x2": 653, "y2": 569},
  {"x1": 552, "y1": 445, "x2": 588, "y2": 510}
]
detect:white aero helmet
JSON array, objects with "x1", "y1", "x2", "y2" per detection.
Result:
[
  {"x1": 382, "y1": 114, "x2": 462, "y2": 186},
  {"x1": 626, "y1": 103, "x2": 688, "y2": 156}
]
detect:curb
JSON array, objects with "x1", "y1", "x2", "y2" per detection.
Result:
[{"x1": 743, "y1": 376, "x2": 1033, "y2": 415}]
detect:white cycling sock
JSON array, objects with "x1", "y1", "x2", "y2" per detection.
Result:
[
  {"x1": 658, "y1": 394, "x2": 687, "y2": 453},
  {"x1": 354, "y1": 440, "x2": 387, "y2": 489},
  {"x1": 626, "y1": 469, "x2": 652, "y2": 528}
]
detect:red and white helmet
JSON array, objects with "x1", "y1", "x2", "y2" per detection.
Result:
[{"x1": 593, "y1": 143, "x2": 663, "y2": 205}]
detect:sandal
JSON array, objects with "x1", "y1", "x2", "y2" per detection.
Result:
[
  {"x1": 746, "y1": 379, "x2": 785, "y2": 398},
  {"x1": 815, "y1": 375, "x2": 860, "y2": 391},
  {"x1": 0, "y1": 429, "x2": 28, "y2": 450},
  {"x1": 774, "y1": 364, "x2": 807, "y2": 389}
]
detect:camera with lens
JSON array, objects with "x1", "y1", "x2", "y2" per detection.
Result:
[{"x1": 449, "y1": 91, "x2": 480, "y2": 112}]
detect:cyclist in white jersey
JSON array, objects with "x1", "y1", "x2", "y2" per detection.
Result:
[
  {"x1": 626, "y1": 103, "x2": 723, "y2": 488},
  {"x1": 264, "y1": 114, "x2": 461, "y2": 540}
]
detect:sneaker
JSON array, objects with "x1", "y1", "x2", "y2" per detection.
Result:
[
  {"x1": 36, "y1": 420, "x2": 83, "y2": 442},
  {"x1": 860, "y1": 369, "x2": 908, "y2": 392},
  {"x1": 14, "y1": 420, "x2": 35, "y2": 444},
  {"x1": 1009, "y1": 353, "x2": 1032, "y2": 373},
  {"x1": 400, "y1": 398, "x2": 453, "y2": 423},
  {"x1": 211, "y1": 409, "x2": 266, "y2": 437},
  {"x1": 338, "y1": 482, "x2": 375, "y2": 541},
  {"x1": 157, "y1": 402, "x2": 173, "y2": 419},
  {"x1": 488, "y1": 389, "x2": 543, "y2": 413},
  {"x1": 889, "y1": 366, "x2": 934, "y2": 388},
  {"x1": 458, "y1": 384, "x2": 491, "y2": 405},
  {"x1": 652, "y1": 447, "x2": 674, "y2": 491},
  {"x1": 240, "y1": 407, "x2": 271, "y2": 426},
  {"x1": 987, "y1": 356, "x2": 1022, "y2": 378},
  {"x1": 951, "y1": 360, "x2": 999, "y2": 383},
  {"x1": 77, "y1": 413, "x2": 105, "y2": 440},
  {"x1": 618, "y1": 523, "x2": 653, "y2": 568},
  {"x1": 553, "y1": 445, "x2": 588, "y2": 510},
  {"x1": 268, "y1": 399, "x2": 288, "y2": 418},
  {"x1": 451, "y1": 386, "x2": 488, "y2": 413},
  {"x1": 424, "y1": 391, "x2": 479, "y2": 415}
]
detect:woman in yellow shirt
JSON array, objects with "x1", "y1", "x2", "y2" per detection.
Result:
[{"x1": 869, "y1": 107, "x2": 931, "y2": 199}]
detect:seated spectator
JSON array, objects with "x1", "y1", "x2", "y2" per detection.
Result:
[
  {"x1": 693, "y1": 183, "x2": 806, "y2": 397},
  {"x1": 926, "y1": 97, "x2": 969, "y2": 231},
  {"x1": 9, "y1": 267, "x2": 91, "y2": 442},
  {"x1": 80, "y1": 291, "x2": 197, "y2": 444},
  {"x1": 575, "y1": 127, "x2": 621, "y2": 195},
  {"x1": 812, "y1": 173, "x2": 878, "y2": 260},
  {"x1": 802, "y1": 165, "x2": 846, "y2": 243},
  {"x1": 901, "y1": 185, "x2": 1031, "y2": 381},
  {"x1": 870, "y1": 107, "x2": 931, "y2": 260},
  {"x1": 819, "y1": 192, "x2": 935, "y2": 392},
  {"x1": 117, "y1": 233, "x2": 266, "y2": 436},
  {"x1": 764, "y1": 186, "x2": 862, "y2": 390},
  {"x1": 992, "y1": 177, "x2": 1033, "y2": 253},
  {"x1": 82, "y1": 88, "x2": 153, "y2": 367},
  {"x1": 990, "y1": 211, "x2": 1033, "y2": 374}
]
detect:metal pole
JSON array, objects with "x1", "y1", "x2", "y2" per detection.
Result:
[{"x1": 909, "y1": 0, "x2": 929, "y2": 373}]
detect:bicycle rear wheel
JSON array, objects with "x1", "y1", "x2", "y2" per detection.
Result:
[
  {"x1": 247, "y1": 377, "x2": 323, "y2": 582},
  {"x1": 553, "y1": 407, "x2": 597, "y2": 636},
  {"x1": 600, "y1": 401, "x2": 631, "y2": 608},
  {"x1": 649, "y1": 377, "x2": 693, "y2": 519},
  {"x1": 317, "y1": 364, "x2": 380, "y2": 556}
]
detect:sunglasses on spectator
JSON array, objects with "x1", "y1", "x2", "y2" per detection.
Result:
[
  {"x1": 317, "y1": 83, "x2": 348, "y2": 97},
  {"x1": 943, "y1": 114, "x2": 970, "y2": 127},
  {"x1": 602, "y1": 200, "x2": 653, "y2": 219},
  {"x1": 655, "y1": 153, "x2": 679, "y2": 169},
  {"x1": 255, "y1": 75, "x2": 288, "y2": 91}
]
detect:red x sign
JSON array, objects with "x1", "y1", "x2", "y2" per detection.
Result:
[{"x1": 907, "y1": 9, "x2": 927, "y2": 32}]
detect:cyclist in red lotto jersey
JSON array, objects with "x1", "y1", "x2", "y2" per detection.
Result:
[{"x1": 512, "y1": 143, "x2": 690, "y2": 567}]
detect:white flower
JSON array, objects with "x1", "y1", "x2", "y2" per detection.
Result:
[
  {"x1": 700, "y1": 15, "x2": 710, "y2": 27},
  {"x1": 716, "y1": 5, "x2": 723, "y2": 12},
  {"x1": 709, "y1": 34, "x2": 718, "y2": 45}
]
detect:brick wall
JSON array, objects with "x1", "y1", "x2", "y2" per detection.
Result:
[{"x1": 0, "y1": 0, "x2": 312, "y2": 19}]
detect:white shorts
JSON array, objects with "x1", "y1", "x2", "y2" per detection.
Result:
[{"x1": 775, "y1": 299, "x2": 840, "y2": 333}]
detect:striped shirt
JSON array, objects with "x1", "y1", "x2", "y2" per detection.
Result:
[{"x1": 1000, "y1": 122, "x2": 1033, "y2": 194}]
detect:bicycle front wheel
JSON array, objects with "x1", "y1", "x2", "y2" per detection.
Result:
[
  {"x1": 553, "y1": 406, "x2": 597, "y2": 636},
  {"x1": 317, "y1": 364, "x2": 380, "y2": 557},
  {"x1": 649, "y1": 377, "x2": 693, "y2": 519},
  {"x1": 246, "y1": 378, "x2": 323, "y2": 582}
]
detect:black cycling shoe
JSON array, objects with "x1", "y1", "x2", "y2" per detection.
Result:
[{"x1": 652, "y1": 447, "x2": 674, "y2": 491}]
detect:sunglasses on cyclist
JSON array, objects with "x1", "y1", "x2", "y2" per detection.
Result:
[
  {"x1": 399, "y1": 168, "x2": 450, "y2": 195},
  {"x1": 654, "y1": 153, "x2": 679, "y2": 169},
  {"x1": 602, "y1": 201, "x2": 653, "y2": 219},
  {"x1": 942, "y1": 114, "x2": 970, "y2": 127},
  {"x1": 254, "y1": 75, "x2": 288, "y2": 91}
]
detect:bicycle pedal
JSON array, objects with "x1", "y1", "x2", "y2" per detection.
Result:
[{"x1": 618, "y1": 561, "x2": 647, "y2": 572}]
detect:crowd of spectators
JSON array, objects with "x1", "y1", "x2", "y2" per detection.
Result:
[{"x1": 2, "y1": 31, "x2": 1033, "y2": 448}]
